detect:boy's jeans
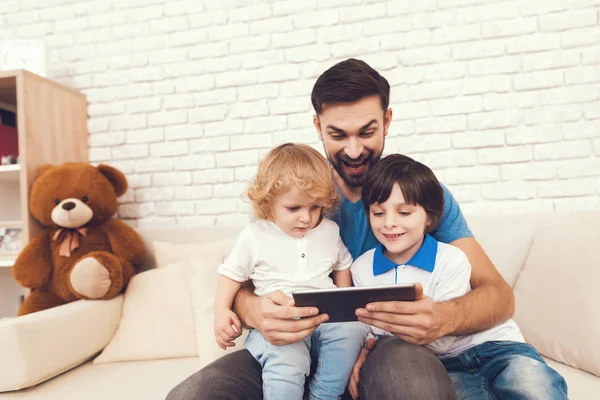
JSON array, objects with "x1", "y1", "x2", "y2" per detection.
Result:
[
  {"x1": 441, "y1": 341, "x2": 568, "y2": 400},
  {"x1": 245, "y1": 322, "x2": 368, "y2": 400}
]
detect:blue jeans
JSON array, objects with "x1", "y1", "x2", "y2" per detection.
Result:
[
  {"x1": 441, "y1": 341, "x2": 568, "y2": 400},
  {"x1": 245, "y1": 322, "x2": 368, "y2": 400},
  {"x1": 167, "y1": 335, "x2": 456, "y2": 400}
]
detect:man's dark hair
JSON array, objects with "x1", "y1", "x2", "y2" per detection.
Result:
[
  {"x1": 311, "y1": 58, "x2": 390, "y2": 115},
  {"x1": 362, "y1": 154, "x2": 444, "y2": 232}
]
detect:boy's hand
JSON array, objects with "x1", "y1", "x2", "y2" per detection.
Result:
[
  {"x1": 348, "y1": 336, "x2": 376, "y2": 399},
  {"x1": 355, "y1": 283, "x2": 444, "y2": 345},
  {"x1": 214, "y1": 309, "x2": 243, "y2": 350}
]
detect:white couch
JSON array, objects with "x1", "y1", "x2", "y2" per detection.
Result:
[{"x1": 1, "y1": 213, "x2": 599, "y2": 399}]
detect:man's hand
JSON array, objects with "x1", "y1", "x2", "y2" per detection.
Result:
[
  {"x1": 252, "y1": 290, "x2": 329, "y2": 346},
  {"x1": 348, "y1": 336, "x2": 376, "y2": 399},
  {"x1": 355, "y1": 284, "x2": 446, "y2": 345},
  {"x1": 214, "y1": 309, "x2": 243, "y2": 350}
]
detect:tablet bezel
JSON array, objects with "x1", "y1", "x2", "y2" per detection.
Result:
[{"x1": 292, "y1": 284, "x2": 416, "y2": 323}]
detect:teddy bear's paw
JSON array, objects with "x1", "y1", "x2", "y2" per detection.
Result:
[{"x1": 70, "y1": 257, "x2": 112, "y2": 299}]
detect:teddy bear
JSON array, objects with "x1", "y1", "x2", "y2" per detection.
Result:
[{"x1": 12, "y1": 162, "x2": 147, "y2": 316}]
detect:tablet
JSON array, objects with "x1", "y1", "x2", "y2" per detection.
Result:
[{"x1": 292, "y1": 284, "x2": 416, "y2": 323}]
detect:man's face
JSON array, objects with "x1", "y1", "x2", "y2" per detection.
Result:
[{"x1": 314, "y1": 95, "x2": 392, "y2": 188}]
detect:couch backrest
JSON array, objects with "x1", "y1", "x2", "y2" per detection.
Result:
[
  {"x1": 133, "y1": 212, "x2": 598, "y2": 287},
  {"x1": 465, "y1": 213, "x2": 537, "y2": 287},
  {"x1": 510, "y1": 212, "x2": 600, "y2": 377},
  {"x1": 465, "y1": 211, "x2": 599, "y2": 287},
  {"x1": 135, "y1": 225, "x2": 244, "y2": 271}
]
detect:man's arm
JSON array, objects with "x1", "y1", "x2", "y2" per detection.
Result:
[
  {"x1": 232, "y1": 282, "x2": 260, "y2": 329},
  {"x1": 233, "y1": 282, "x2": 327, "y2": 346},
  {"x1": 432, "y1": 184, "x2": 514, "y2": 335},
  {"x1": 437, "y1": 237, "x2": 514, "y2": 336}
]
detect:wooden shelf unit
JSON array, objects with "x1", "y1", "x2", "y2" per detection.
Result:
[{"x1": 0, "y1": 70, "x2": 89, "y2": 317}]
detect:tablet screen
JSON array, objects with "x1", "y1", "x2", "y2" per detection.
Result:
[{"x1": 292, "y1": 284, "x2": 416, "y2": 323}]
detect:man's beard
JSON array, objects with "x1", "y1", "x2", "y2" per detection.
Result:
[{"x1": 330, "y1": 151, "x2": 382, "y2": 188}]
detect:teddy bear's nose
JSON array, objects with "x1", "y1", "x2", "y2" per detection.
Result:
[{"x1": 62, "y1": 202, "x2": 76, "y2": 211}]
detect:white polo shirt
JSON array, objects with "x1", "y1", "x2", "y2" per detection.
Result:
[
  {"x1": 351, "y1": 234, "x2": 524, "y2": 359},
  {"x1": 218, "y1": 218, "x2": 352, "y2": 297}
]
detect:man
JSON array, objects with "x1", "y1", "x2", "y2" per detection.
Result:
[{"x1": 167, "y1": 59, "x2": 514, "y2": 400}]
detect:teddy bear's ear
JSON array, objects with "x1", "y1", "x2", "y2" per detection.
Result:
[{"x1": 97, "y1": 164, "x2": 128, "y2": 197}]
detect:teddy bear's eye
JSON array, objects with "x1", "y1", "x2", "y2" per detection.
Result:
[
  {"x1": 82, "y1": 196, "x2": 88, "y2": 203},
  {"x1": 54, "y1": 199, "x2": 61, "y2": 205}
]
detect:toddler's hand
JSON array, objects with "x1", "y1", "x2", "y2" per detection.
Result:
[
  {"x1": 348, "y1": 336, "x2": 376, "y2": 399},
  {"x1": 214, "y1": 309, "x2": 243, "y2": 350}
]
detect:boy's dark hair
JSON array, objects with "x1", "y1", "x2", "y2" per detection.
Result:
[
  {"x1": 362, "y1": 154, "x2": 444, "y2": 232},
  {"x1": 311, "y1": 58, "x2": 390, "y2": 115}
]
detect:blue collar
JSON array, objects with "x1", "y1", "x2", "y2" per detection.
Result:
[{"x1": 373, "y1": 234, "x2": 438, "y2": 276}]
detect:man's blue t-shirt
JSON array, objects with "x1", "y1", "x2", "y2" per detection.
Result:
[{"x1": 331, "y1": 183, "x2": 473, "y2": 260}]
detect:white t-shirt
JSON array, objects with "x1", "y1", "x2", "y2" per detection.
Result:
[
  {"x1": 218, "y1": 218, "x2": 353, "y2": 297},
  {"x1": 351, "y1": 234, "x2": 524, "y2": 359}
]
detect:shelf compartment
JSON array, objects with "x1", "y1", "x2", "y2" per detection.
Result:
[
  {"x1": 0, "y1": 164, "x2": 20, "y2": 181},
  {"x1": 0, "y1": 220, "x2": 22, "y2": 228},
  {"x1": 0, "y1": 256, "x2": 16, "y2": 268}
]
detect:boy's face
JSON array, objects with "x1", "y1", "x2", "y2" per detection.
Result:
[
  {"x1": 369, "y1": 183, "x2": 430, "y2": 264},
  {"x1": 271, "y1": 186, "x2": 322, "y2": 238},
  {"x1": 314, "y1": 95, "x2": 392, "y2": 188}
]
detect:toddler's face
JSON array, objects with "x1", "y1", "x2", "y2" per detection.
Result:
[
  {"x1": 271, "y1": 186, "x2": 322, "y2": 238},
  {"x1": 369, "y1": 183, "x2": 430, "y2": 264}
]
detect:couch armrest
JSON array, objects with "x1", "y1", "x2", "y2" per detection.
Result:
[{"x1": 0, "y1": 296, "x2": 123, "y2": 392}]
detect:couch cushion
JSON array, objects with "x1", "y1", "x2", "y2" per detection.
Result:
[
  {"x1": 153, "y1": 238, "x2": 235, "y2": 268},
  {"x1": 0, "y1": 358, "x2": 200, "y2": 400},
  {"x1": 94, "y1": 261, "x2": 199, "y2": 364},
  {"x1": 136, "y1": 226, "x2": 244, "y2": 271},
  {"x1": 465, "y1": 214, "x2": 536, "y2": 287},
  {"x1": 513, "y1": 213, "x2": 600, "y2": 378},
  {"x1": 189, "y1": 265, "x2": 248, "y2": 369},
  {"x1": 544, "y1": 357, "x2": 600, "y2": 400},
  {"x1": 0, "y1": 297, "x2": 122, "y2": 392}
]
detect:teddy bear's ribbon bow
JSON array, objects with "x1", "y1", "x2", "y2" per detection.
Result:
[{"x1": 53, "y1": 228, "x2": 88, "y2": 257}]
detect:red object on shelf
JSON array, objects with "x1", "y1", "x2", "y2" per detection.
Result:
[{"x1": 0, "y1": 124, "x2": 18, "y2": 158}]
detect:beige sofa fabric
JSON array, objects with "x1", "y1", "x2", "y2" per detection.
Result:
[
  {"x1": 136, "y1": 226, "x2": 244, "y2": 271},
  {"x1": 153, "y1": 238, "x2": 235, "y2": 268},
  {"x1": 544, "y1": 358, "x2": 600, "y2": 400},
  {"x1": 466, "y1": 214, "x2": 535, "y2": 287},
  {"x1": 0, "y1": 358, "x2": 201, "y2": 400},
  {"x1": 93, "y1": 261, "x2": 199, "y2": 364},
  {"x1": 188, "y1": 261, "x2": 248, "y2": 369},
  {"x1": 94, "y1": 235, "x2": 240, "y2": 365},
  {"x1": 0, "y1": 296, "x2": 123, "y2": 392},
  {"x1": 513, "y1": 213, "x2": 600, "y2": 378}
]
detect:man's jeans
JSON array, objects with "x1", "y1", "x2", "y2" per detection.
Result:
[
  {"x1": 245, "y1": 322, "x2": 368, "y2": 400},
  {"x1": 166, "y1": 336, "x2": 456, "y2": 400},
  {"x1": 441, "y1": 341, "x2": 568, "y2": 400}
]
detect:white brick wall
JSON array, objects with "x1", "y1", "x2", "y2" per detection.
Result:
[{"x1": 2, "y1": 0, "x2": 600, "y2": 227}]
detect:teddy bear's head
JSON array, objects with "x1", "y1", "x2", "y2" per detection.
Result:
[{"x1": 29, "y1": 163, "x2": 128, "y2": 229}]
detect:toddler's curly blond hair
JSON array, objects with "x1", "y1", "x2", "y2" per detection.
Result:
[{"x1": 247, "y1": 143, "x2": 340, "y2": 220}]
